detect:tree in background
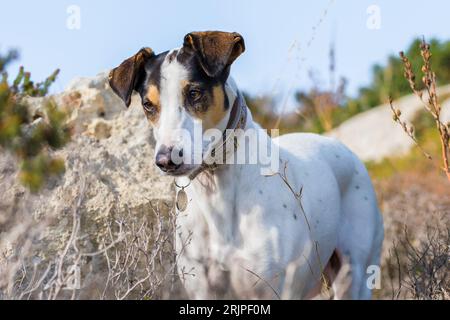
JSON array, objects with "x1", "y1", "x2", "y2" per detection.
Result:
[
  {"x1": 0, "y1": 50, "x2": 70, "y2": 191},
  {"x1": 296, "y1": 37, "x2": 450, "y2": 132},
  {"x1": 352, "y1": 38, "x2": 450, "y2": 112},
  {"x1": 247, "y1": 37, "x2": 450, "y2": 135}
]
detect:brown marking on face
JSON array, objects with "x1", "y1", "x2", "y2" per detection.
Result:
[
  {"x1": 144, "y1": 84, "x2": 161, "y2": 123},
  {"x1": 180, "y1": 79, "x2": 189, "y2": 89},
  {"x1": 147, "y1": 84, "x2": 160, "y2": 106},
  {"x1": 194, "y1": 85, "x2": 227, "y2": 130}
]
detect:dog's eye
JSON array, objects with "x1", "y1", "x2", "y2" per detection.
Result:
[
  {"x1": 188, "y1": 89, "x2": 202, "y2": 101},
  {"x1": 143, "y1": 101, "x2": 157, "y2": 115}
]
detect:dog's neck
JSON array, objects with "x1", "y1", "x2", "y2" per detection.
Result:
[
  {"x1": 176, "y1": 76, "x2": 257, "y2": 198},
  {"x1": 182, "y1": 116, "x2": 257, "y2": 250},
  {"x1": 192, "y1": 105, "x2": 256, "y2": 189},
  {"x1": 183, "y1": 76, "x2": 248, "y2": 180}
]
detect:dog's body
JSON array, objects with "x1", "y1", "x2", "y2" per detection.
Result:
[
  {"x1": 175, "y1": 87, "x2": 384, "y2": 299},
  {"x1": 109, "y1": 31, "x2": 384, "y2": 300}
]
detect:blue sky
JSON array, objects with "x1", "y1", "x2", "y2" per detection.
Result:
[{"x1": 1, "y1": 0, "x2": 450, "y2": 106}]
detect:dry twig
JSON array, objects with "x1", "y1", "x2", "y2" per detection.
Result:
[{"x1": 390, "y1": 39, "x2": 450, "y2": 180}]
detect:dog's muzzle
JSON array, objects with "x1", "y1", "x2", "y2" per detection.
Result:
[{"x1": 155, "y1": 145, "x2": 183, "y2": 173}]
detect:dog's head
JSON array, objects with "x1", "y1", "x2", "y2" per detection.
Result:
[{"x1": 109, "y1": 31, "x2": 245, "y2": 176}]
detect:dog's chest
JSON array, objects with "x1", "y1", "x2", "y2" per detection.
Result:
[
  {"x1": 177, "y1": 187, "x2": 285, "y2": 293},
  {"x1": 177, "y1": 204, "x2": 280, "y2": 298}
]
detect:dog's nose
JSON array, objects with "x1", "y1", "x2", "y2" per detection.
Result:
[{"x1": 155, "y1": 146, "x2": 183, "y2": 172}]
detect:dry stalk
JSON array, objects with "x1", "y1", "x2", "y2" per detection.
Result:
[
  {"x1": 390, "y1": 39, "x2": 450, "y2": 180},
  {"x1": 389, "y1": 225, "x2": 449, "y2": 300},
  {"x1": 99, "y1": 198, "x2": 183, "y2": 300},
  {"x1": 270, "y1": 161, "x2": 311, "y2": 230},
  {"x1": 242, "y1": 267, "x2": 281, "y2": 300},
  {"x1": 389, "y1": 98, "x2": 432, "y2": 160}
]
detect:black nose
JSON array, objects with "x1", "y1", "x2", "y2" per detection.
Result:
[{"x1": 155, "y1": 146, "x2": 183, "y2": 172}]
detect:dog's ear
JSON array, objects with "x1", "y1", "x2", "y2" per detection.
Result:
[
  {"x1": 108, "y1": 47, "x2": 155, "y2": 107},
  {"x1": 183, "y1": 31, "x2": 245, "y2": 78}
]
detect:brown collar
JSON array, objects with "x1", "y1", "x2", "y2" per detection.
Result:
[{"x1": 188, "y1": 93, "x2": 248, "y2": 180}]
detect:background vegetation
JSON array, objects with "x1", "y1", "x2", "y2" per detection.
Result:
[
  {"x1": 247, "y1": 37, "x2": 450, "y2": 134},
  {"x1": 0, "y1": 50, "x2": 69, "y2": 191}
]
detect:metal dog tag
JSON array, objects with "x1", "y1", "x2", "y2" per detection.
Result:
[{"x1": 176, "y1": 188, "x2": 188, "y2": 212}]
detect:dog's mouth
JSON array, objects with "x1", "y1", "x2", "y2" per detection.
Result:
[{"x1": 157, "y1": 164, "x2": 198, "y2": 177}]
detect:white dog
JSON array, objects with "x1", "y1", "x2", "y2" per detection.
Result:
[{"x1": 109, "y1": 31, "x2": 384, "y2": 300}]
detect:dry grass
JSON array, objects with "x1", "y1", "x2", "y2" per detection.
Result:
[
  {"x1": 0, "y1": 160, "x2": 182, "y2": 300},
  {"x1": 373, "y1": 167, "x2": 449, "y2": 300},
  {"x1": 390, "y1": 226, "x2": 449, "y2": 300}
]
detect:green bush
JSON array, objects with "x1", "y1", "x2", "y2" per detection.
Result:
[{"x1": 0, "y1": 50, "x2": 70, "y2": 191}]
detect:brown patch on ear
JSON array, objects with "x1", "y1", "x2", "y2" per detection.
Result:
[
  {"x1": 108, "y1": 47, "x2": 154, "y2": 107},
  {"x1": 183, "y1": 31, "x2": 245, "y2": 77},
  {"x1": 197, "y1": 85, "x2": 227, "y2": 130}
]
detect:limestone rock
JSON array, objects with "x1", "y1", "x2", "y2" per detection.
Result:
[{"x1": 0, "y1": 72, "x2": 175, "y2": 298}]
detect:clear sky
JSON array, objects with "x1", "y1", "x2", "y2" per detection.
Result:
[{"x1": 1, "y1": 0, "x2": 450, "y2": 106}]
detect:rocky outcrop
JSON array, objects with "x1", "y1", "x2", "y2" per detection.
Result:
[
  {"x1": 0, "y1": 72, "x2": 175, "y2": 299},
  {"x1": 2, "y1": 70, "x2": 174, "y2": 230}
]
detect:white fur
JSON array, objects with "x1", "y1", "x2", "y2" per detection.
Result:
[
  {"x1": 155, "y1": 50, "x2": 191, "y2": 151},
  {"x1": 154, "y1": 54, "x2": 384, "y2": 300}
]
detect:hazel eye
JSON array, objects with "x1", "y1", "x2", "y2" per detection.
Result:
[
  {"x1": 143, "y1": 101, "x2": 157, "y2": 115},
  {"x1": 188, "y1": 89, "x2": 202, "y2": 101}
]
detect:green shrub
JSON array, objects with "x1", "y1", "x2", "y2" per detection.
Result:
[
  {"x1": 353, "y1": 38, "x2": 450, "y2": 110},
  {"x1": 0, "y1": 50, "x2": 70, "y2": 191}
]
